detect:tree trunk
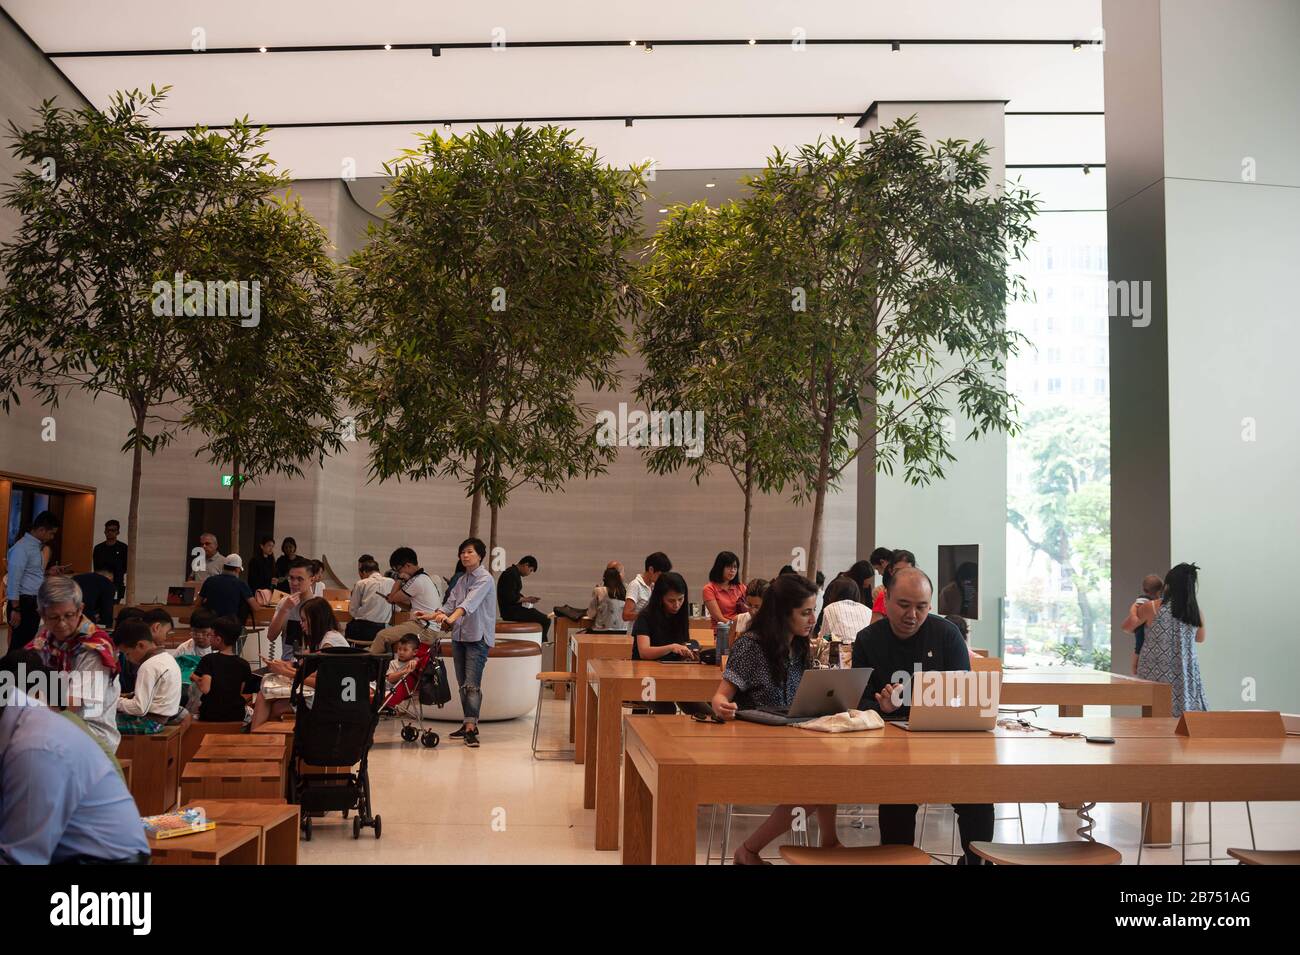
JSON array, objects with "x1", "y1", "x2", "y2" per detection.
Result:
[
  {"x1": 230, "y1": 453, "x2": 241, "y2": 559},
  {"x1": 468, "y1": 450, "x2": 484, "y2": 538},
  {"x1": 488, "y1": 501, "x2": 499, "y2": 562},
  {"x1": 124, "y1": 403, "x2": 146, "y2": 606},
  {"x1": 807, "y1": 383, "x2": 837, "y2": 583},
  {"x1": 741, "y1": 458, "x2": 753, "y2": 583}
]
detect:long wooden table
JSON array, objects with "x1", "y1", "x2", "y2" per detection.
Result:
[
  {"x1": 571, "y1": 633, "x2": 633, "y2": 764},
  {"x1": 621, "y1": 715, "x2": 1300, "y2": 864},
  {"x1": 1002, "y1": 669, "x2": 1173, "y2": 841},
  {"x1": 585, "y1": 658, "x2": 721, "y2": 850}
]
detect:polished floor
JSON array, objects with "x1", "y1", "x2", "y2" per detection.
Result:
[{"x1": 299, "y1": 697, "x2": 1300, "y2": 865}]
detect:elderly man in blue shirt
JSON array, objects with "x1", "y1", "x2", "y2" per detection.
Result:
[
  {"x1": 416, "y1": 537, "x2": 496, "y2": 749},
  {"x1": 6, "y1": 510, "x2": 61, "y2": 653},
  {"x1": 0, "y1": 687, "x2": 149, "y2": 864}
]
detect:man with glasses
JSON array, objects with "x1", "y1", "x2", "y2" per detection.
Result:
[
  {"x1": 367, "y1": 547, "x2": 445, "y2": 656},
  {"x1": 190, "y1": 533, "x2": 225, "y2": 585},
  {"x1": 5, "y1": 511, "x2": 60, "y2": 653},
  {"x1": 265, "y1": 557, "x2": 314, "y2": 660}
]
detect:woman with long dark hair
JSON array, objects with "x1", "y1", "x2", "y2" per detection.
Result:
[
  {"x1": 252, "y1": 596, "x2": 349, "y2": 726},
  {"x1": 702, "y1": 550, "x2": 747, "y2": 635},
  {"x1": 1135, "y1": 562, "x2": 1208, "y2": 717},
  {"x1": 632, "y1": 572, "x2": 695, "y2": 662},
  {"x1": 587, "y1": 565, "x2": 628, "y2": 631},
  {"x1": 709, "y1": 573, "x2": 841, "y2": 863}
]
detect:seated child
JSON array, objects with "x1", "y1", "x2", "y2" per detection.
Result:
[
  {"x1": 172, "y1": 608, "x2": 217, "y2": 658},
  {"x1": 114, "y1": 619, "x2": 183, "y2": 725},
  {"x1": 192, "y1": 615, "x2": 260, "y2": 723},
  {"x1": 386, "y1": 634, "x2": 420, "y2": 692}
]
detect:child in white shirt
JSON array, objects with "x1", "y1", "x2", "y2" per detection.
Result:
[{"x1": 114, "y1": 620, "x2": 183, "y2": 721}]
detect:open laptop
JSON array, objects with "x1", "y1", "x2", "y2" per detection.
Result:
[
  {"x1": 737, "y1": 668, "x2": 873, "y2": 725},
  {"x1": 893, "y1": 670, "x2": 1002, "y2": 732}
]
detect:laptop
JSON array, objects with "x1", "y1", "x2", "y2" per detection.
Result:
[
  {"x1": 893, "y1": 670, "x2": 1002, "y2": 732},
  {"x1": 737, "y1": 668, "x2": 873, "y2": 726}
]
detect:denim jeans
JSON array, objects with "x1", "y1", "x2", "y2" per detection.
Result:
[{"x1": 452, "y1": 638, "x2": 490, "y2": 723}]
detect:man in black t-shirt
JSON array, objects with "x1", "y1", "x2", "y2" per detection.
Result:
[
  {"x1": 852, "y1": 566, "x2": 993, "y2": 864},
  {"x1": 91, "y1": 520, "x2": 128, "y2": 603},
  {"x1": 497, "y1": 555, "x2": 549, "y2": 640},
  {"x1": 192, "y1": 616, "x2": 260, "y2": 722},
  {"x1": 73, "y1": 560, "x2": 117, "y2": 627},
  {"x1": 197, "y1": 555, "x2": 257, "y2": 624}
]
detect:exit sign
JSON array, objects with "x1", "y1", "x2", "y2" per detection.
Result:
[{"x1": 220, "y1": 474, "x2": 247, "y2": 487}]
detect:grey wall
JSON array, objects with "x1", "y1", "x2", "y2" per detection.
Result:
[{"x1": 1104, "y1": 0, "x2": 1300, "y2": 710}]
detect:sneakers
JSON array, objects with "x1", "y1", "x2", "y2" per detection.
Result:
[
  {"x1": 449, "y1": 725, "x2": 467, "y2": 739},
  {"x1": 464, "y1": 727, "x2": 480, "y2": 748}
]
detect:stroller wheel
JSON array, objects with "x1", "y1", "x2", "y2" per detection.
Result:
[
  {"x1": 421, "y1": 730, "x2": 440, "y2": 748},
  {"x1": 400, "y1": 725, "x2": 418, "y2": 742},
  {"x1": 352, "y1": 815, "x2": 362, "y2": 839},
  {"x1": 373, "y1": 815, "x2": 382, "y2": 839}
]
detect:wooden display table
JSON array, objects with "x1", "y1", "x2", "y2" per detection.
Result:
[
  {"x1": 148, "y1": 822, "x2": 262, "y2": 865},
  {"x1": 182, "y1": 800, "x2": 300, "y2": 865},
  {"x1": 116, "y1": 723, "x2": 186, "y2": 815}
]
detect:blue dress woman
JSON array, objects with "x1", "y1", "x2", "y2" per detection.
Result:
[{"x1": 1135, "y1": 563, "x2": 1208, "y2": 718}]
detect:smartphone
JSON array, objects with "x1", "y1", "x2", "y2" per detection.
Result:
[{"x1": 1085, "y1": 735, "x2": 1115, "y2": 744}]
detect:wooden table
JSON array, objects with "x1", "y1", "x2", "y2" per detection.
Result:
[
  {"x1": 148, "y1": 822, "x2": 262, "y2": 865},
  {"x1": 1002, "y1": 670, "x2": 1173, "y2": 841},
  {"x1": 585, "y1": 658, "x2": 721, "y2": 850},
  {"x1": 570, "y1": 633, "x2": 633, "y2": 764},
  {"x1": 621, "y1": 715, "x2": 1300, "y2": 864},
  {"x1": 182, "y1": 800, "x2": 300, "y2": 864}
]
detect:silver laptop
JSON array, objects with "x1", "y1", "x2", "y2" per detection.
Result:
[
  {"x1": 894, "y1": 670, "x2": 1001, "y2": 732},
  {"x1": 737, "y1": 668, "x2": 873, "y2": 725}
]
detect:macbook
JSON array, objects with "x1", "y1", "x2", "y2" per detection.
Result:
[
  {"x1": 893, "y1": 670, "x2": 1002, "y2": 732},
  {"x1": 737, "y1": 668, "x2": 873, "y2": 725}
]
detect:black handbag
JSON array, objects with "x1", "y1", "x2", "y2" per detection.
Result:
[{"x1": 419, "y1": 641, "x2": 453, "y2": 707}]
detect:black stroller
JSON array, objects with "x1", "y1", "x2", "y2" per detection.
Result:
[{"x1": 290, "y1": 647, "x2": 388, "y2": 841}]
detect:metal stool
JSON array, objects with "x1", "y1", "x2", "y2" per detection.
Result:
[
  {"x1": 918, "y1": 802, "x2": 1026, "y2": 864},
  {"x1": 705, "y1": 804, "x2": 812, "y2": 864},
  {"x1": 1137, "y1": 801, "x2": 1258, "y2": 865},
  {"x1": 531, "y1": 671, "x2": 575, "y2": 759}
]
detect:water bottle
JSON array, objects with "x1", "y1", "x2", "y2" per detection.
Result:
[
  {"x1": 828, "y1": 635, "x2": 841, "y2": 669},
  {"x1": 716, "y1": 620, "x2": 730, "y2": 658}
]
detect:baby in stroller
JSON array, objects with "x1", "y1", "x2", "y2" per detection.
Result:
[{"x1": 381, "y1": 634, "x2": 422, "y2": 711}]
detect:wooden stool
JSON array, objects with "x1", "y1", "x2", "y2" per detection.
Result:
[
  {"x1": 119, "y1": 759, "x2": 133, "y2": 790},
  {"x1": 147, "y1": 822, "x2": 262, "y2": 865},
  {"x1": 532, "y1": 671, "x2": 576, "y2": 760},
  {"x1": 1227, "y1": 848, "x2": 1300, "y2": 865},
  {"x1": 116, "y1": 723, "x2": 185, "y2": 815},
  {"x1": 780, "y1": 845, "x2": 932, "y2": 865},
  {"x1": 180, "y1": 720, "x2": 247, "y2": 769},
  {"x1": 970, "y1": 841, "x2": 1122, "y2": 865},
  {"x1": 198, "y1": 736, "x2": 290, "y2": 782},
  {"x1": 181, "y1": 761, "x2": 283, "y2": 802}
]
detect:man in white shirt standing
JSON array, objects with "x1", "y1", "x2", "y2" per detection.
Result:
[
  {"x1": 623, "y1": 552, "x2": 672, "y2": 623},
  {"x1": 368, "y1": 547, "x2": 445, "y2": 655},
  {"x1": 113, "y1": 620, "x2": 182, "y2": 722},
  {"x1": 345, "y1": 554, "x2": 395, "y2": 645}
]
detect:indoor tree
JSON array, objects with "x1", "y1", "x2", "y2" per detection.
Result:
[
  {"x1": 346, "y1": 124, "x2": 645, "y2": 553},
  {"x1": 181, "y1": 196, "x2": 352, "y2": 552},
  {"x1": 0, "y1": 87, "x2": 292, "y2": 603},
  {"x1": 746, "y1": 121, "x2": 1038, "y2": 580},
  {"x1": 638, "y1": 199, "x2": 812, "y2": 576}
]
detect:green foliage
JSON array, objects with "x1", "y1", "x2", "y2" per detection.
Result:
[
  {"x1": 346, "y1": 125, "x2": 645, "y2": 533},
  {"x1": 637, "y1": 199, "x2": 810, "y2": 569},
  {"x1": 181, "y1": 196, "x2": 352, "y2": 491},
  {"x1": 733, "y1": 121, "x2": 1038, "y2": 575}
]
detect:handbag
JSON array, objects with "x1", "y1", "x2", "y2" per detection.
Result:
[{"x1": 419, "y1": 641, "x2": 452, "y2": 707}]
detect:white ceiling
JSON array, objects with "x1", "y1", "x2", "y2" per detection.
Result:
[{"x1": 5, "y1": 0, "x2": 1107, "y2": 207}]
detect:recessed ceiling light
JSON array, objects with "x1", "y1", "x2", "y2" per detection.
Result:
[
  {"x1": 625, "y1": 118, "x2": 634, "y2": 128},
  {"x1": 1073, "y1": 41, "x2": 1083, "y2": 50},
  {"x1": 837, "y1": 115, "x2": 845, "y2": 124},
  {"x1": 658, "y1": 208, "x2": 668, "y2": 213},
  {"x1": 748, "y1": 39, "x2": 757, "y2": 46},
  {"x1": 644, "y1": 43, "x2": 654, "y2": 54},
  {"x1": 384, "y1": 43, "x2": 392, "y2": 51},
  {"x1": 705, "y1": 182, "x2": 716, "y2": 188},
  {"x1": 629, "y1": 40, "x2": 637, "y2": 47},
  {"x1": 443, "y1": 122, "x2": 451, "y2": 131},
  {"x1": 259, "y1": 46, "x2": 268, "y2": 54},
  {"x1": 891, "y1": 41, "x2": 901, "y2": 52}
]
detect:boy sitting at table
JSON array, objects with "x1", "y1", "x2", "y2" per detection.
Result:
[
  {"x1": 192, "y1": 615, "x2": 260, "y2": 723},
  {"x1": 171, "y1": 608, "x2": 216, "y2": 659},
  {"x1": 114, "y1": 620, "x2": 183, "y2": 729}
]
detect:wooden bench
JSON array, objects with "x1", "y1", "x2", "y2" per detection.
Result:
[
  {"x1": 181, "y1": 800, "x2": 300, "y2": 865},
  {"x1": 147, "y1": 822, "x2": 262, "y2": 865},
  {"x1": 180, "y1": 720, "x2": 247, "y2": 770},
  {"x1": 116, "y1": 721, "x2": 187, "y2": 815},
  {"x1": 181, "y1": 761, "x2": 283, "y2": 802}
]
